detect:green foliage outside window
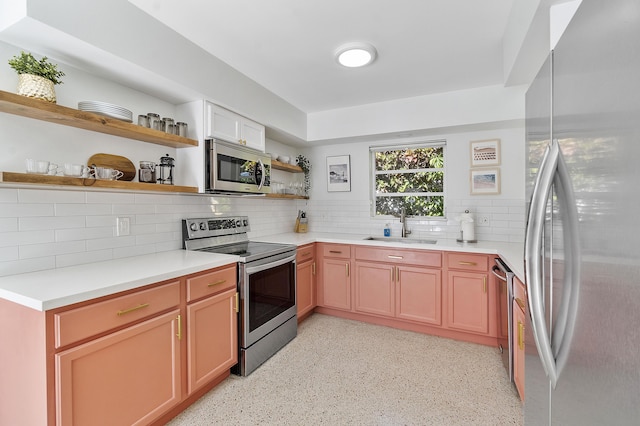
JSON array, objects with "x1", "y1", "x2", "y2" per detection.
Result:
[{"x1": 372, "y1": 145, "x2": 445, "y2": 217}]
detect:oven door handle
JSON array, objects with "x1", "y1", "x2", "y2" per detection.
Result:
[{"x1": 244, "y1": 252, "x2": 297, "y2": 275}]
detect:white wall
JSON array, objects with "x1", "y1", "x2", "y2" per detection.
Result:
[{"x1": 301, "y1": 125, "x2": 525, "y2": 243}]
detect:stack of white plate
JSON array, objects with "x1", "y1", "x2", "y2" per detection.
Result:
[{"x1": 78, "y1": 101, "x2": 133, "y2": 122}]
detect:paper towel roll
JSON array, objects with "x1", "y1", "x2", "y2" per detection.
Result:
[{"x1": 456, "y1": 210, "x2": 476, "y2": 242}]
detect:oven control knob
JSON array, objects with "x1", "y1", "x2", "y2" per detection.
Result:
[
  {"x1": 189, "y1": 222, "x2": 198, "y2": 232},
  {"x1": 236, "y1": 219, "x2": 242, "y2": 227},
  {"x1": 243, "y1": 219, "x2": 248, "y2": 226},
  {"x1": 199, "y1": 222, "x2": 207, "y2": 230}
]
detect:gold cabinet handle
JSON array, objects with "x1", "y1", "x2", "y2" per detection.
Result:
[
  {"x1": 459, "y1": 261, "x2": 477, "y2": 266},
  {"x1": 345, "y1": 262, "x2": 350, "y2": 277},
  {"x1": 301, "y1": 252, "x2": 312, "y2": 257},
  {"x1": 329, "y1": 250, "x2": 342, "y2": 254},
  {"x1": 395, "y1": 266, "x2": 399, "y2": 282},
  {"x1": 235, "y1": 292, "x2": 239, "y2": 313},
  {"x1": 518, "y1": 320, "x2": 525, "y2": 350},
  {"x1": 388, "y1": 255, "x2": 403, "y2": 259},
  {"x1": 116, "y1": 303, "x2": 149, "y2": 316},
  {"x1": 312, "y1": 262, "x2": 316, "y2": 275},
  {"x1": 208, "y1": 279, "x2": 226, "y2": 287},
  {"x1": 176, "y1": 314, "x2": 182, "y2": 340},
  {"x1": 483, "y1": 276, "x2": 487, "y2": 293}
]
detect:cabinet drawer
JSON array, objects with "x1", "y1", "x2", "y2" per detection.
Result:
[
  {"x1": 186, "y1": 265, "x2": 237, "y2": 303},
  {"x1": 297, "y1": 244, "x2": 315, "y2": 263},
  {"x1": 321, "y1": 243, "x2": 351, "y2": 259},
  {"x1": 54, "y1": 281, "x2": 180, "y2": 348},
  {"x1": 447, "y1": 253, "x2": 489, "y2": 271},
  {"x1": 514, "y1": 276, "x2": 526, "y2": 313},
  {"x1": 355, "y1": 246, "x2": 441, "y2": 268}
]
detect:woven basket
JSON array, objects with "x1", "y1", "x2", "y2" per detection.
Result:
[{"x1": 17, "y1": 73, "x2": 56, "y2": 103}]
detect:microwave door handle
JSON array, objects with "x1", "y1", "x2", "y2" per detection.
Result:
[
  {"x1": 525, "y1": 140, "x2": 559, "y2": 388},
  {"x1": 256, "y1": 159, "x2": 266, "y2": 190}
]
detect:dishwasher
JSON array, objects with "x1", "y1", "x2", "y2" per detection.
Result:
[{"x1": 492, "y1": 257, "x2": 515, "y2": 385}]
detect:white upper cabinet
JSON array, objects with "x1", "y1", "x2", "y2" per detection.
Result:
[{"x1": 205, "y1": 102, "x2": 265, "y2": 152}]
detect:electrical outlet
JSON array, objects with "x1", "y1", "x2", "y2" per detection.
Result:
[
  {"x1": 116, "y1": 217, "x2": 130, "y2": 236},
  {"x1": 478, "y1": 216, "x2": 490, "y2": 226}
]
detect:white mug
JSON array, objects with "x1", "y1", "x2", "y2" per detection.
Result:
[
  {"x1": 63, "y1": 163, "x2": 84, "y2": 177},
  {"x1": 25, "y1": 159, "x2": 50, "y2": 174},
  {"x1": 92, "y1": 166, "x2": 124, "y2": 180}
]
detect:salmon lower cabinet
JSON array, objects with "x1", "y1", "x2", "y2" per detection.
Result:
[{"x1": 0, "y1": 263, "x2": 238, "y2": 426}]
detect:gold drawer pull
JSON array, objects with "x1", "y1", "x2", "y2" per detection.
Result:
[
  {"x1": 176, "y1": 314, "x2": 182, "y2": 340},
  {"x1": 388, "y1": 255, "x2": 403, "y2": 259},
  {"x1": 459, "y1": 261, "x2": 477, "y2": 266},
  {"x1": 301, "y1": 252, "x2": 312, "y2": 257},
  {"x1": 117, "y1": 303, "x2": 149, "y2": 316},
  {"x1": 312, "y1": 262, "x2": 316, "y2": 275},
  {"x1": 518, "y1": 320, "x2": 525, "y2": 350},
  {"x1": 346, "y1": 262, "x2": 350, "y2": 277},
  {"x1": 208, "y1": 279, "x2": 226, "y2": 287},
  {"x1": 329, "y1": 250, "x2": 342, "y2": 254},
  {"x1": 516, "y1": 298, "x2": 526, "y2": 310}
]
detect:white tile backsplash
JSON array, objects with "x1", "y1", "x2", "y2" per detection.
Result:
[
  {"x1": 0, "y1": 187, "x2": 300, "y2": 276},
  {"x1": 300, "y1": 197, "x2": 526, "y2": 244},
  {"x1": 0, "y1": 185, "x2": 525, "y2": 277}
]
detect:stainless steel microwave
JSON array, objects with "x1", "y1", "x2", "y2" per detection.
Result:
[{"x1": 205, "y1": 139, "x2": 271, "y2": 194}]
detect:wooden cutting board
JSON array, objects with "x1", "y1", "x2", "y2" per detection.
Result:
[{"x1": 87, "y1": 153, "x2": 136, "y2": 181}]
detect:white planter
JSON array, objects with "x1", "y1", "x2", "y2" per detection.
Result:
[{"x1": 17, "y1": 73, "x2": 56, "y2": 103}]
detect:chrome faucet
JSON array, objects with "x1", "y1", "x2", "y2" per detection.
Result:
[{"x1": 400, "y1": 207, "x2": 411, "y2": 238}]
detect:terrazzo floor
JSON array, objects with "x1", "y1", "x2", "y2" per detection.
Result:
[{"x1": 167, "y1": 314, "x2": 523, "y2": 425}]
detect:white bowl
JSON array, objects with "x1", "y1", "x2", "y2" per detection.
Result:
[
  {"x1": 270, "y1": 153, "x2": 278, "y2": 160},
  {"x1": 277, "y1": 155, "x2": 290, "y2": 163}
]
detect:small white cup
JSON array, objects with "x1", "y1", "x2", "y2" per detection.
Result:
[
  {"x1": 26, "y1": 159, "x2": 50, "y2": 174},
  {"x1": 92, "y1": 167, "x2": 124, "y2": 180},
  {"x1": 64, "y1": 163, "x2": 84, "y2": 177}
]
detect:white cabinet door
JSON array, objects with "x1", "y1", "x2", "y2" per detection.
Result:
[
  {"x1": 240, "y1": 118, "x2": 265, "y2": 151},
  {"x1": 205, "y1": 102, "x2": 239, "y2": 142},
  {"x1": 205, "y1": 102, "x2": 265, "y2": 152}
]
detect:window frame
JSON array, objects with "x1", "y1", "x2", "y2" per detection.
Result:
[{"x1": 369, "y1": 140, "x2": 447, "y2": 219}]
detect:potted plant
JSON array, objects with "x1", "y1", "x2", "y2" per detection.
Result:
[
  {"x1": 8, "y1": 51, "x2": 65, "y2": 103},
  {"x1": 296, "y1": 154, "x2": 311, "y2": 196}
]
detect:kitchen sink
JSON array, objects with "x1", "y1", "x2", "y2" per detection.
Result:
[{"x1": 364, "y1": 236, "x2": 437, "y2": 244}]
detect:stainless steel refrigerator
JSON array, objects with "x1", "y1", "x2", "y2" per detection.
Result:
[{"x1": 524, "y1": 0, "x2": 640, "y2": 424}]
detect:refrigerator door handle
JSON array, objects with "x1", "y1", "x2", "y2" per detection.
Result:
[
  {"x1": 525, "y1": 140, "x2": 560, "y2": 387},
  {"x1": 550, "y1": 144, "x2": 581, "y2": 377}
]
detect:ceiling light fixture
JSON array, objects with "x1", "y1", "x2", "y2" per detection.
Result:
[{"x1": 335, "y1": 42, "x2": 377, "y2": 68}]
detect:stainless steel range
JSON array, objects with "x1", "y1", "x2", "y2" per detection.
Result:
[{"x1": 182, "y1": 216, "x2": 297, "y2": 376}]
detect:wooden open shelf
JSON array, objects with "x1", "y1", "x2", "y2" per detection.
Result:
[
  {"x1": 0, "y1": 90, "x2": 198, "y2": 148},
  {"x1": 0, "y1": 172, "x2": 198, "y2": 193},
  {"x1": 266, "y1": 193, "x2": 308, "y2": 200},
  {"x1": 271, "y1": 160, "x2": 303, "y2": 173}
]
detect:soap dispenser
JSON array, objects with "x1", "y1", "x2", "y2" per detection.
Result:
[{"x1": 384, "y1": 223, "x2": 391, "y2": 237}]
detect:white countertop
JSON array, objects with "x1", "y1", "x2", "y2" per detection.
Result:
[
  {"x1": 0, "y1": 250, "x2": 238, "y2": 311},
  {"x1": 255, "y1": 232, "x2": 525, "y2": 281},
  {"x1": 0, "y1": 233, "x2": 524, "y2": 312}
]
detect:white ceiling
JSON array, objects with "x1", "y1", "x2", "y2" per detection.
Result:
[{"x1": 128, "y1": 0, "x2": 516, "y2": 113}]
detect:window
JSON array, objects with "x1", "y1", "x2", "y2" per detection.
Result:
[{"x1": 370, "y1": 141, "x2": 445, "y2": 217}]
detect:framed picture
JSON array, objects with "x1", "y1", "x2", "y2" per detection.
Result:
[
  {"x1": 470, "y1": 168, "x2": 501, "y2": 195},
  {"x1": 326, "y1": 155, "x2": 351, "y2": 192},
  {"x1": 470, "y1": 139, "x2": 501, "y2": 166}
]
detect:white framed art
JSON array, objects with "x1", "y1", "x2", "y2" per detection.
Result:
[
  {"x1": 470, "y1": 139, "x2": 501, "y2": 167},
  {"x1": 470, "y1": 168, "x2": 501, "y2": 195},
  {"x1": 326, "y1": 155, "x2": 351, "y2": 192}
]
